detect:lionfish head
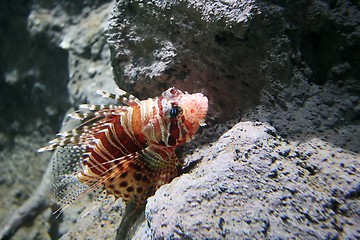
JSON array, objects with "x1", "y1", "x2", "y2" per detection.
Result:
[{"x1": 161, "y1": 87, "x2": 208, "y2": 145}]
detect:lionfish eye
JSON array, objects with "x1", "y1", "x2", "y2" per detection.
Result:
[{"x1": 169, "y1": 105, "x2": 182, "y2": 118}]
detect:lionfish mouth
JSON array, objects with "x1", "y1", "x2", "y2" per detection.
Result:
[{"x1": 199, "y1": 119, "x2": 207, "y2": 126}]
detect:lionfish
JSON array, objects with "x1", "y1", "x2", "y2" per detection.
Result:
[{"x1": 38, "y1": 87, "x2": 208, "y2": 213}]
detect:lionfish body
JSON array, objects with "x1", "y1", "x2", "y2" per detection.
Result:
[{"x1": 39, "y1": 87, "x2": 208, "y2": 210}]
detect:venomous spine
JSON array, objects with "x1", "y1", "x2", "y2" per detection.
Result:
[{"x1": 39, "y1": 87, "x2": 208, "y2": 212}]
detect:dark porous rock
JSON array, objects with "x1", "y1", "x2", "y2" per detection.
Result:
[
  {"x1": 28, "y1": 0, "x2": 117, "y2": 106},
  {"x1": 0, "y1": 0, "x2": 69, "y2": 136},
  {"x1": 0, "y1": 1, "x2": 116, "y2": 239},
  {"x1": 106, "y1": 0, "x2": 293, "y2": 122},
  {"x1": 141, "y1": 122, "x2": 359, "y2": 239}
]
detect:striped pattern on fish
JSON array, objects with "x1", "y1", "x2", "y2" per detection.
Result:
[{"x1": 39, "y1": 87, "x2": 208, "y2": 212}]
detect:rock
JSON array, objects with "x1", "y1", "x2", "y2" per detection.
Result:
[
  {"x1": 141, "y1": 122, "x2": 360, "y2": 239},
  {"x1": 0, "y1": 0, "x2": 69, "y2": 135},
  {"x1": 106, "y1": 0, "x2": 292, "y2": 122},
  {"x1": 0, "y1": 1, "x2": 117, "y2": 239},
  {"x1": 28, "y1": 0, "x2": 117, "y2": 106}
]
